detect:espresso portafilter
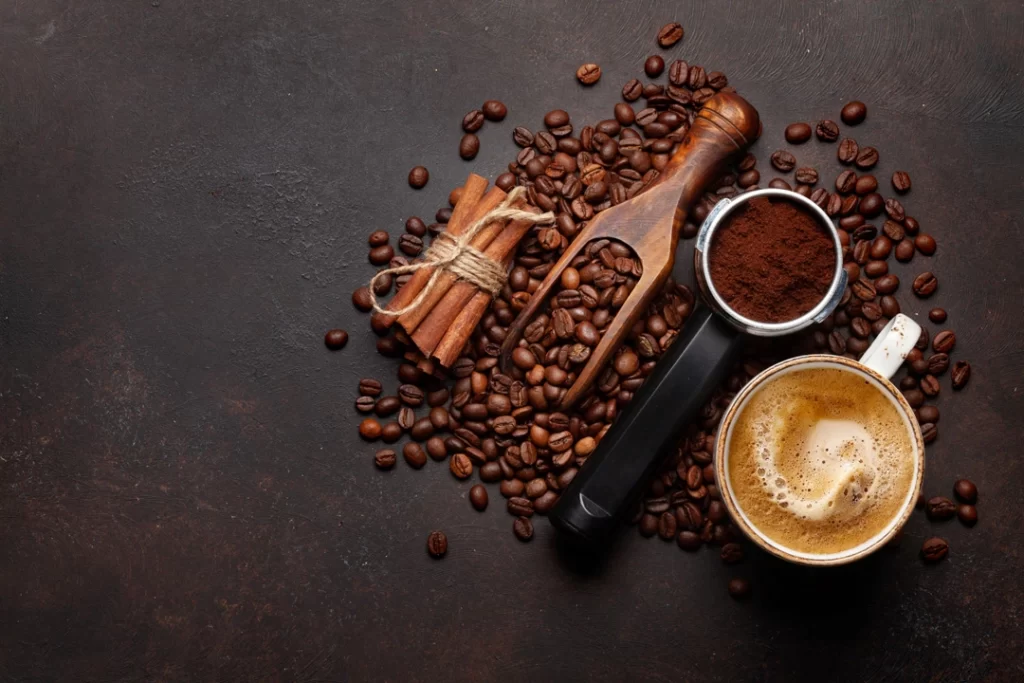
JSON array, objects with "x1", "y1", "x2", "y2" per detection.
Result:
[{"x1": 550, "y1": 189, "x2": 848, "y2": 548}]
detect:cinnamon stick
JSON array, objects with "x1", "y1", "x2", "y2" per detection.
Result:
[
  {"x1": 396, "y1": 188, "x2": 515, "y2": 333},
  {"x1": 431, "y1": 290, "x2": 492, "y2": 367},
  {"x1": 375, "y1": 173, "x2": 490, "y2": 328},
  {"x1": 415, "y1": 212, "x2": 539, "y2": 359}
]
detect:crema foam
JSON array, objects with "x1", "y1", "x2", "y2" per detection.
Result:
[{"x1": 727, "y1": 366, "x2": 916, "y2": 555}]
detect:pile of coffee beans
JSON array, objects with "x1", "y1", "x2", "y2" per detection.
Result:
[{"x1": 335, "y1": 22, "x2": 974, "y2": 595}]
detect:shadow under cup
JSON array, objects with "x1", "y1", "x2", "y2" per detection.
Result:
[{"x1": 715, "y1": 356, "x2": 925, "y2": 566}]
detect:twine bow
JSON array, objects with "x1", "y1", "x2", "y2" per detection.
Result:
[{"x1": 370, "y1": 186, "x2": 554, "y2": 316}]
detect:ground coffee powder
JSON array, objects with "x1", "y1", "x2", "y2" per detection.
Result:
[{"x1": 708, "y1": 197, "x2": 835, "y2": 323}]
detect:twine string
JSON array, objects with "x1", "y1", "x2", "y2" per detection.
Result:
[{"x1": 369, "y1": 186, "x2": 554, "y2": 317}]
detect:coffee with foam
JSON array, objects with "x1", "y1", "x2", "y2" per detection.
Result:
[{"x1": 726, "y1": 366, "x2": 916, "y2": 556}]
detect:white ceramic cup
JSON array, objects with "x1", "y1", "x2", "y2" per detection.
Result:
[{"x1": 714, "y1": 314, "x2": 925, "y2": 566}]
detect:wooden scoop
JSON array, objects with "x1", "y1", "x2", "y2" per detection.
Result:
[{"x1": 499, "y1": 92, "x2": 761, "y2": 410}]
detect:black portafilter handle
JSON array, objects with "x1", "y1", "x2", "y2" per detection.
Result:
[{"x1": 549, "y1": 305, "x2": 744, "y2": 548}]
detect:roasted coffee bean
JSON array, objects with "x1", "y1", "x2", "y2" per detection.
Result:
[
  {"x1": 728, "y1": 578, "x2": 751, "y2": 599},
  {"x1": 837, "y1": 138, "x2": 859, "y2": 164},
  {"x1": 462, "y1": 109, "x2": 484, "y2": 132},
  {"x1": 853, "y1": 174, "x2": 877, "y2": 195},
  {"x1": 920, "y1": 374, "x2": 940, "y2": 397},
  {"x1": 951, "y1": 361, "x2": 971, "y2": 390},
  {"x1": 894, "y1": 240, "x2": 915, "y2": 262},
  {"x1": 396, "y1": 407, "x2": 415, "y2": 431},
  {"x1": 770, "y1": 150, "x2": 796, "y2": 172},
  {"x1": 927, "y1": 496, "x2": 956, "y2": 521},
  {"x1": 932, "y1": 330, "x2": 956, "y2": 353},
  {"x1": 425, "y1": 436, "x2": 447, "y2": 461},
  {"x1": 324, "y1": 329, "x2": 349, "y2": 350},
  {"x1": 916, "y1": 328, "x2": 930, "y2": 351},
  {"x1": 369, "y1": 245, "x2": 395, "y2": 265},
  {"x1": 816, "y1": 119, "x2": 840, "y2": 141},
  {"x1": 644, "y1": 55, "x2": 665, "y2": 77},
  {"x1": 355, "y1": 396, "x2": 376, "y2": 413},
  {"x1": 374, "y1": 449, "x2": 397, "y2": 470},
  {"x1": 864, "y1": 260, "x2": 888, "y2": 278},
  {"x1": 903, "y1": 216, "x2": 920, "y2": 235},
  {"x1": 918, "y1": 405, "x2": 940, "y2": 424},
  {"x1": 855, "y1": 146, "x2": 879, "y2": 169},
  {"x1": 858, "y1": 192, "x2": 883, "y2": 217},
  {"x1": 407, "y1": 166, "x2": 429, "y2": 189},
  {"x1": 928, "y1": 308, "x2": 947, "y2": 324},
  {"x1": 398, "y1": 233, "x2": 424, "y2": 257},
  {"x1": 794, "y1": 167, "x2": 818, "y2": 185},
  {"x1": 380, "y1": 422, "x2": 402, "y2": 443},
  {"x1": 957, "y1": 504, "x2": 978, "y2": 527},
  {"x1": 458, "y1": 133, "x2": 480, "y2": 160},
  {"x1": 835, "y1": 170, "x2": 857, "y2": 193},
  {"x1": 657, "y1": 21, "x2": 684, "y2": 47},
  {"x1": 352, "y1": 287, "x2": 374, "y2": 312},
  {"x1": 927, "y1": 353, "x2": 950, "y2": 376},
  {"x1": 720, "y1": 543, "x2": 743, "y2": 564},
  {"x1": 882, "y1": 219, "x2": 905, "y2": 242},
  {"x1": 466, "y1": 484, "x2": 489, "y2": 512},
  {"x1": 785, "y1": 122, "x2": 812, "y2": 144},
  {"x1": 474, "y1": 100, "x2": 505, "y2": 123},
  {"x1": 657, "y1": 511, "x2": 677, "y2": 541},
  {"x1": 512, "y1": 126, "x2": 534, "y2": 147},
  {"x1": 954, "y1": 479, "x2": 978, "y2": 504},
  {"x1": 912, "y1": 272, "x2": 938, "y2": 297},
  {"x1": 884, "y1": 198, "x2": 905, "y2": 222},
  {"x1": 513, "y1": 516, "x2": 534, "y2": 541},
  {"x1": 622, "y1": 78, "x2": 643, "y2": 101},
  {"x1": 368, "y1": 230, "x2": 390, "y2": 247},
  {"x1": 375, "y1": 396, "x2": 400, "y2": 417},
  {"x1": 915, "y1": 233, "x2": 937, "y2": 255},
  {"x1": 507, "y1": 496, "x2": 534, "y2": 517},
  {"x1": 875, "y1": 274, "x2": 899, "y2": 295},
  {"x1": 921, "y1": 422, "x2": 937, "y2": 444},
  {"x1": 638, "y1": 514, "x2": 658, "y2": 537},
  {"x1": 403, "y1": 442, "x2": 427, "y2": 469},
  {"x1": 398, "y1": 384, "x2": 425, "y2": 406},
  {"x1": 410, "y1": 417, "x2": 435, "y2": 441},
  {"x1": 676, "y1": 530, "x2": 701, "y2": 551},
  {"x1": 576, "y1": 63, "x2": 602, "y2": 85},
  {"x1": 920, "y1": 537, "x2": 948, "y2": 563},
  {"x1": 892, "y1": 170, "x2": 912, "y2": 194},
  {"x1": 449, "y1": 452, "x2": 473, "y2": 479},
  {"x1": 426, "y1": 530, "x2": 448, "y2": 558},
  {"x1": 841, "y1": 100, "x2": 867, "y2": 125}
]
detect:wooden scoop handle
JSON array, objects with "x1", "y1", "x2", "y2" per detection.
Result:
[{"x1": 554, "y1": 93, "x2": 761, "y2": 409}]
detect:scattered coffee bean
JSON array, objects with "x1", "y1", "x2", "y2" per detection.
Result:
[
  {"x1": 644, "y1": 55, "x2": 665, "y2": 77},
  {"x1": 854, "y1": 146, "x2": 879, "y2": 169},
  {"x1": 462, "y1": 109, "x2": 484, "y2": 132},
  {"x1": 576, "y1": 63, "x2": 601, "y2": 85},
  {"x1": 770, "y1": 150, "x2": 796, "y2": 172},
  {"x1": 816, "y1": 120, "x2": 840, "y2": 141},
  {"x1": 482, "y1": 99, "x2": 507, "y2": 121},
  {"x1": 837, "y1": 138, "x2": 859, "y2": 164},
  {"x1": 932, "y1": 330, "x2": 956, "y2": 353},
  {"x1": 892, "y1": 171, "x2": 912, "y2": 194},
  {"x1": 381, "y1": 422, "x2": 402, "y2": 443},
  {"x1": 408, "y1": 166, "x2": 429, "y2": 189},
  {"x1": 954, "y1": 479, "x2": 978, "y2": 504},
  {"x1": 622, "y1": 78, "x2": 643, "y2": 101},
  {"x1": 513, "y1": 516, "x2": 534, "y2": 541},
  {"x1": 951, "y1": 361, "x2": 971, "y2": 390},
  {"x1": 450, "y1": 452, "x2": 473, "y2": 479},
  {"x1": 840, "y1": 100, "x2": 867, "y2": 125},
  {"x1": 355, "y1": 396, "x2": 376, "y2": 413},
  {"x1": 920, "y1": 537, "x2": 948, "y2": 563},
  {"x1": 785, "y1": 122, "x2": 812, "y2": 144},
  {"x1": 426, "y1": 531, "x2": 448, "y2": 558},
  {"x1": 894, "y1": 240, "x2": 915, "y2": 262},
  {"x1": 359, "y1": 418, "x2": 382, "y2": 441},
  {"x1": 459, "y1": 133, "x2": 480, "y2": 160},
  {"x1": 324, "y1": 329, "x2": 349, "y2": 350},
  {"x1": 915, "y1": 233, "x2": 937, "y2": 255},
  {"x1": 374, "y1": 449, "x2": 397, "y2": 470},
  {"x1": 404, "y1": 443, "x2": 427, "y2": 469},
  {"x1": 926, "y1": 496, "x2": 956, "y2": 521},
  {"x1": 912, "y1": 272, "x2": 938, "y2": 297},
  {"x1": 657, "y1": 22, "x2": 684, "y2": 47},
  {"x1": 720, "y1": 543, "x2": 743, "y2": 564},
  {"x1": 928, "y1": 308, "x2": 947, "y2": 323},
  {"x1": 728, "y1": 578, "x2": 751, "y2": 599},
  {"x1": 957, "y1": 504, "x2": 978, "y2": 527}
]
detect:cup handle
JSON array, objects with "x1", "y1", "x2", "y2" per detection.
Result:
[{"x1": 857, "y1": 314, "x2": 922, "y2": 380}]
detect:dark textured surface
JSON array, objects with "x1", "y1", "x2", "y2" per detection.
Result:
[{"x1": 2, "y1": 1, "x2": 1023, "y2": 681}]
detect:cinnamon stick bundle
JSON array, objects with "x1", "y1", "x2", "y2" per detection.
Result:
[{"x1": 371, "y1": 173, "x2": 547, "y2": 367}]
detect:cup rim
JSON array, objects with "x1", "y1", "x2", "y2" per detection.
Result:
[{"x1": 714, "y1": 354, "x2": 925, "y2": 566}]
